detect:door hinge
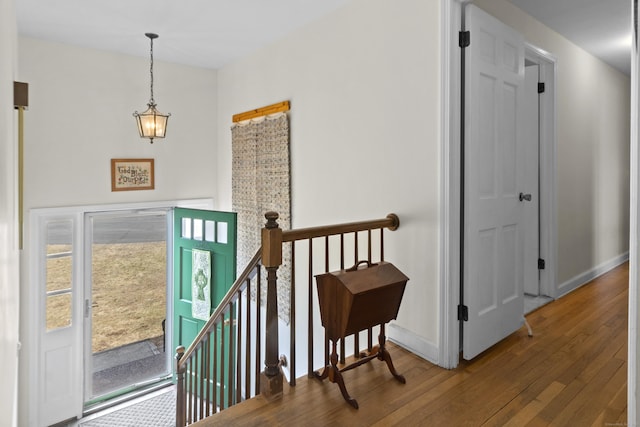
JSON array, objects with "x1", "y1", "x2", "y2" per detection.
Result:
[
  {"x1": 458, "y1": 304, "x2": 469, "y2": 321},
  {"x1": 538, "y1": 82, "x2": 545, "y2": 93},
  {"x1": 459, "y1": 31, "x2": 470, "y2": 48},
  {"x1": 538, "y1": 258, "x2": 546, "y2": 270},
  {"x1": 85, "y1": 299, "x2": 90, "y2": 318}
]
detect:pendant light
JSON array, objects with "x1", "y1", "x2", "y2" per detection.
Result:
[{"x1": 133, "y1": 33, "x2": 170, "y2": 143}]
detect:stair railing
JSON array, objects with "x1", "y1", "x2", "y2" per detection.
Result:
[
  {"x1": 260, "y1": 211, "x2": 399, "y2": 398},
  {"x1": 175, "y1": 249, "x2": 263, "y2": 426},
  {"x1": 175, "y1": 211, "x2": 399, "y2": 426}
]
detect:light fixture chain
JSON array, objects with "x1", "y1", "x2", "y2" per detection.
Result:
[{"x1": 149, "y1": 36, "x2": 154, "y2": 104}]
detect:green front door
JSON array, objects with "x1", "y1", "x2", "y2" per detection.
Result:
[{"x1": 173, "y1": 208, "x2": 237, "y2": 354}]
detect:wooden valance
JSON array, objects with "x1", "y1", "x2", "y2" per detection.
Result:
[{"x1": 232, "y1": 100, "x2": 290, "y2": 123}]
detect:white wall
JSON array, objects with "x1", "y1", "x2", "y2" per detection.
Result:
[
  {"x1": 0, "y1": 0, "x2": 19, "y2": 425},
  {"x1": 16, "y1": 37, "x2": 219, "y2": 424},
  {"x1": 474, "y1": 0, "x2": 631, "y2": 289},
  {"x1": 18, "y1": 37, "x2": 219, "y2": 210},
  {"x1": 218, "y1": 0, "x2": 442, "y2": 367}
]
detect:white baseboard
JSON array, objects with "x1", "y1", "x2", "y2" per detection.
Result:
[
  {"x1": 557, "y1": 252, "x2": 629, "y2": 298},
  {"x1": 387, "y1": 322, "x2": 439, "y2": 365}
]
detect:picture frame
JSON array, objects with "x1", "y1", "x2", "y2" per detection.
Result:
[{"x1": 110, "y1": 158, "x2": 155, "y2": 191}]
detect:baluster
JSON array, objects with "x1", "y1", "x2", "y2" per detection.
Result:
[
  {"x1": 343, "y1": 232, "x2": 360, "y2": 365},
  {"x1": 220, "y1": 313, "x2": 226, "y2": 410},
  {"x1": 199, "y1": 344, "x2": 205, "y2": 420},
  {"x1": 195, "y1": 347, "x2": 199, "y2": 422},
  {"x1": 228, "y1": 307, "x2": 235, "y2": 407},
  {"x1": 192, "y1": 349, "x2": 198, "y2": 422},
  {"x1": 212, "y1": 324, "x2": 218, "y2": 413},
  {"x1": 236, "y1": 292, "x2": 242, "y2": 404},
  {"x1": 340, "y1": 233, "x2": 345, "y2": 270},
  {"x1": 245, "y1": 280, "x2": 251, "y2": 401},
  {"x1": 370, "y1": 228, "x2": 384, "y2": 351},
  {"x1": 307, "y1": 238, "x2": 314, "y2": 378},
  {"x1": 193, "y1": 347, "x2": 198, "y2": 422},
  {"x1": 255, "y1": 266, "x2": 261, "y2": 395},
  {"x1": 324, "y1": 235, "x2": 329, "y2": 272},
  {"x1": 290, "y1": 241, "x2": 296, "y2": 387},
  {"x1": 175, "y1": 346, "x2": 185, "y2": 427},
  {"x1": 187, "y1": 358, "x2": 192, "y2": 423},
  {"x1": 204, "y1": 334, "x2": 211, "y2": 418}
]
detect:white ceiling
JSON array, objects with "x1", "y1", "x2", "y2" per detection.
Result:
[
  {"x1": 15, "y1": 0, "x2": 351, "y2": 70},
  {"x1": 507, "y1": 0, "x2": 631, "y2": 75},
  {"x1": 16, "y1": 0, "x2": 632, "y2": 74}
]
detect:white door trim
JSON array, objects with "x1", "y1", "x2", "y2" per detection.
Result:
[
  {"x1": 524, "y1": 43, "x2": 558, "y2": 299},
  {"x1": 628, "y1": 0, "x2": 639, "y2": 422},
  {"x1": 438, "y1": 0, "x2": 463, "y2": 369},
  {"x1": 439, "y1": 0, "x2": 557, "y2": 368}
]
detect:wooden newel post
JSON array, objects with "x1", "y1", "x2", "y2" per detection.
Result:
[
  {"x1": 175, "y1": 346, "x2": 186, "y2": 427},
  {"x1": 260, "y1": 211, "x2": 284, "y2": 400}
]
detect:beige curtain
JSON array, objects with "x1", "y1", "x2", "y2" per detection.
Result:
[{"x1": 232, "y1": 112, "x2": 291, "y2": 321}]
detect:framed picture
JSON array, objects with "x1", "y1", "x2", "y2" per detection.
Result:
[{"x1": 111, "y1": 158, "x2": 155, "y2": 191}]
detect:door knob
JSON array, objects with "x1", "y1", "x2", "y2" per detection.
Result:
[{"x1": 519, "y1": 193, "x2": 532, "y2": 202}]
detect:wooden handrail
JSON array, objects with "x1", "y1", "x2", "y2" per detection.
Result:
[{"x1": 282, "y1": 214, "x2": 399, "y2": 242}]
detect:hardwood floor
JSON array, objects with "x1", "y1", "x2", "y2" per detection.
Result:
[{"x1": 204, "y1": 262, "x2": 628, "y2": 426}]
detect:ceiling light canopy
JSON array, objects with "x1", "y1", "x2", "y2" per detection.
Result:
[{"x1": 133, "y1": 33, "x2": 170, "y2": 144}]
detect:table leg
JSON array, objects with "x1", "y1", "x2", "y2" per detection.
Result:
[
  {"x1": 377, "y1": 324, "x2": 406, "y2": 384},
  {"x1": 329, "y1": 340, "x2": 358, "y2": 409}
]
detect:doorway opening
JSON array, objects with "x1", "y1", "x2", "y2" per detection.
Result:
[
  {"x1": 30, "y1": 199, "x2": 214, "y2": 426},
  {"x1": 523, "y1": 45, "x2": 557, "y2": 314},
  {"x1": 84, "y1": 209, "x2": 172, "y2": 406}
]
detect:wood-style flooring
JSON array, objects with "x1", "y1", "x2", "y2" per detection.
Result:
[{"x1": 204, "y1": 262, "x2": 628, "y2": 426}]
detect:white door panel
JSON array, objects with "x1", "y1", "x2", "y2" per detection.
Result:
[
  {"x1": 463, "y1": 5, "x2": 526, "y2": 360},
  {"x1": 41, "y1": 333, "x2": 78, "y2": 424}
]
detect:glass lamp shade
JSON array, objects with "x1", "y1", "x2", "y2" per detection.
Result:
[{"x1": 133, "y1": 103, "x2": 170, "y2": 143}]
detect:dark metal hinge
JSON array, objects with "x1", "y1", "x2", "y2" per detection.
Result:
[
  {"x1": 459, "y1": 31, "x2": 470, "y2": 48},
  {"x1": 538, "y1": 258, "x2": 546, "y2": 270},
  {"x1": 538, "y1": 82, "x2": 545, "y2": 94},
  {"x1": 458, "y1": 304, "x2": 469, "y2": 321}
]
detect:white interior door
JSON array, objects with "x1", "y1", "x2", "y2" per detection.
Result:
[
  {"x1": 523, "y1": 64, "x2": 540, "y2": 296},
  {"x1": 463, "y1": 5, "x2": 526, "y2": 360}
]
